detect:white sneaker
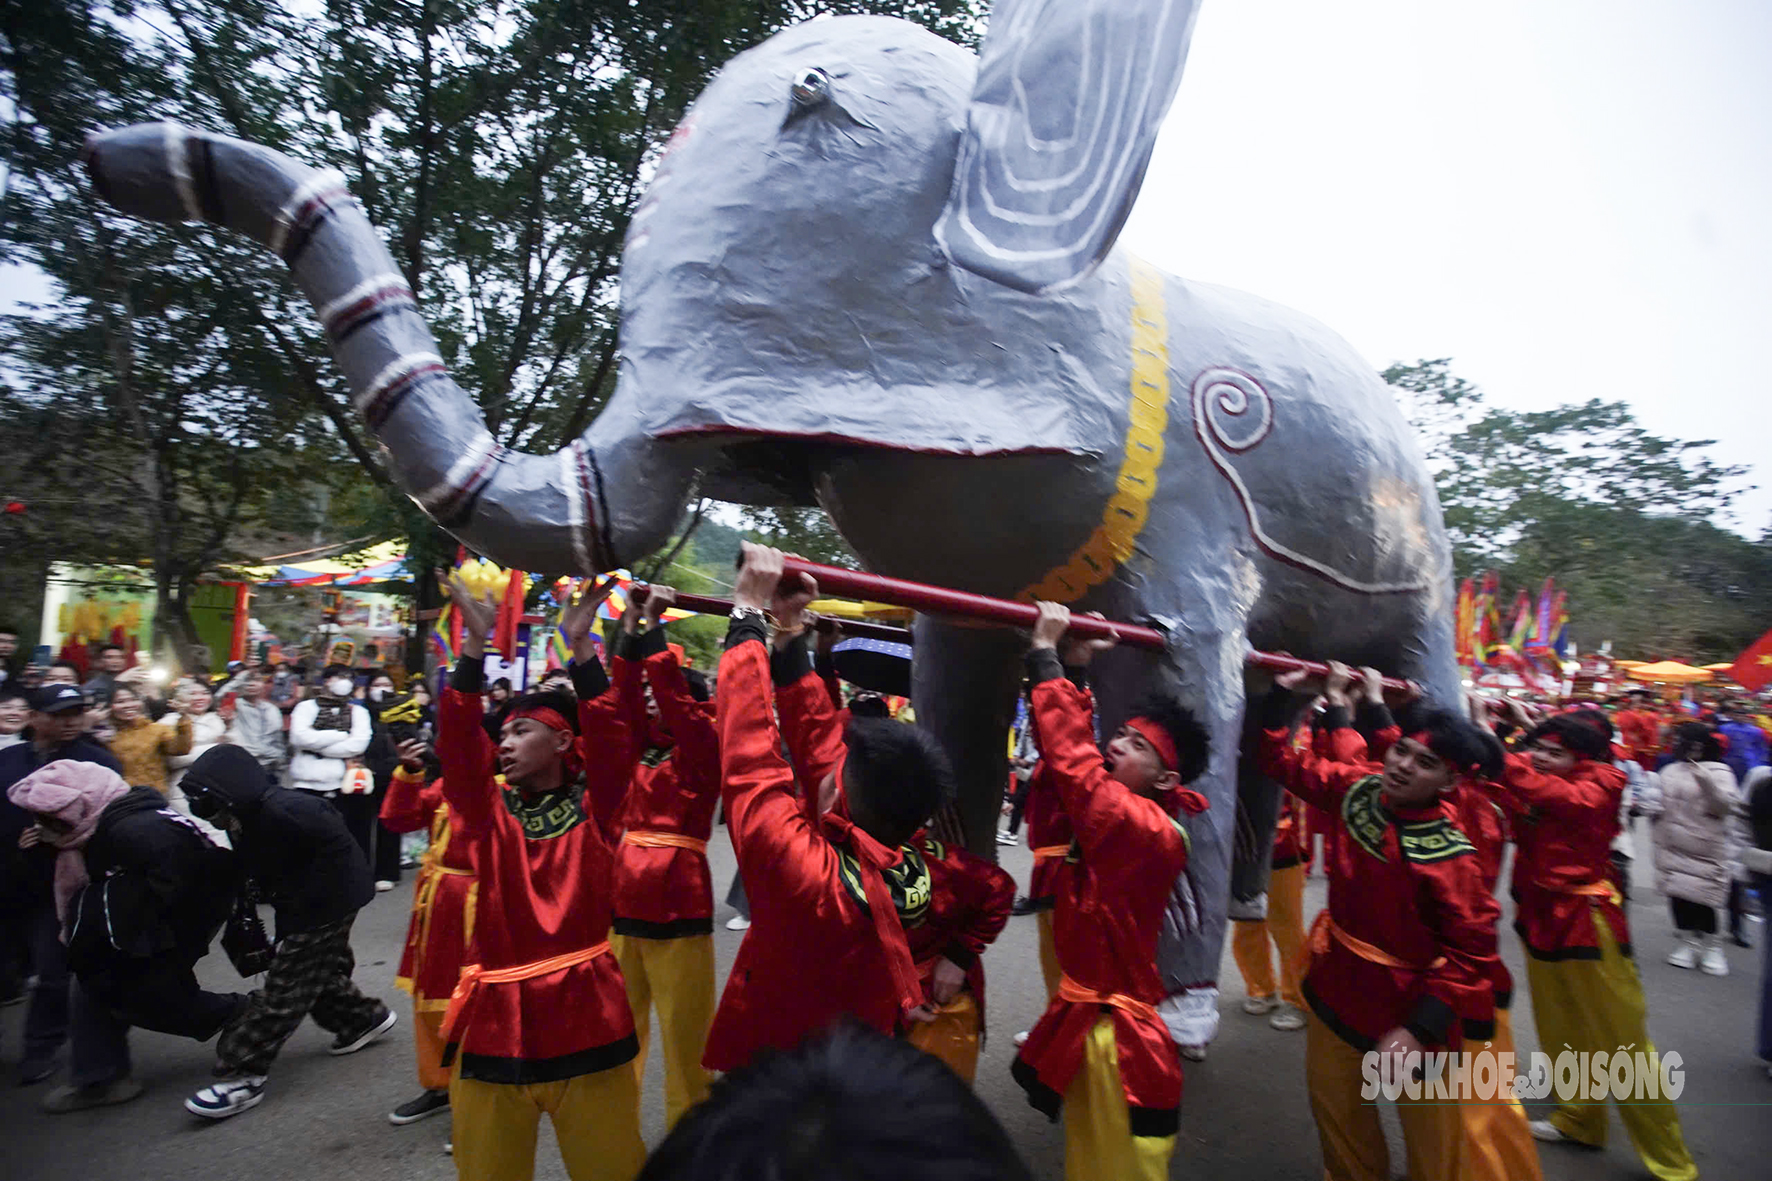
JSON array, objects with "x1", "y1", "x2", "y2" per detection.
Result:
[
  {"x1": 995, "y1": 832, "x2": 1018, "y2": 846},
  {"x1": 1180, "y1": 1043, "x2": 1208, "y2": 1061},
  {"x1": 1012, "y1": 1030, "x2": 1030, "y2": 1048},
  {"x1": 1666, "y1": 940, "x2": 1699, "y2": 969},
  {"x1": 1241, "y1": 995, "x2": 1277, "y2": 1015},
  {"x1": 1269, "y1": 1004, "x2": 1307, "y2": 1032},
  {"x1": 725, "y1": 915, "x2": 751, "y2": 931},
  {"x1": 186, "y1": 1075, "x2": 267, "y2": 1120},
  {"x1": 1699, "y1": 943, "x2": 1729, "y2": 976},
  {"x1": 1527, "y1": 1119, "x2": 1567, "y2": 1142},
  {"x1": 375, "y1": 880, "x2": 396, "y2": 893}
]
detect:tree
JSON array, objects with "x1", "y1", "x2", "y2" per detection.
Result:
[
  {"x1": 1385, "y1": 359, "x2": 1770, "y2": 661},
  {"x1": 3, "y1": 0, "x2": 983, "y2": 671}
]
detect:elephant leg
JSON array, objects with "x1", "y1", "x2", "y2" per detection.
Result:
[
  {"x1": 1227, "y1": 711, "x2": 1285, "y2": 920},
  {"x1": 910, "y1": 617, "x2": 1028, "y2": 859}
]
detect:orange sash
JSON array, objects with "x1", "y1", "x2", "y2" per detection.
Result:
[
  {"x1": 622, "y1": 829, "x2": 708, "y2": 853},
  {"x1": 1057, "y1": 974, "x2": 1161, "y2": 1024},
  {"x1": 440, "y1": 941, "x2": 610, "y2": 1043},
  {"x1": 1032, "y1": 844, "x2": 1071, "y2": 861},
  {"x1": 1306, "y1": 911, "x2": 1446, "y2": 972}
]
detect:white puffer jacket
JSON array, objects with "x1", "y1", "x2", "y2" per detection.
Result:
[
  {"x1": 287, "y1": 697, "x2": 371, "y2": 794},
  {"x1": 1648, "y1": 759, "x2": 1740, "y2": 908}
]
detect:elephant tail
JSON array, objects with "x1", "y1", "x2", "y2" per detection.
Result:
[{"x1": 80, "y1": 121, "x2": 617, "y2": 574}]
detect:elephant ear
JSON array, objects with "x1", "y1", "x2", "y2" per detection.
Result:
[{"x1": 936, "y1": 0, "x2": 1201, "y2": 294}]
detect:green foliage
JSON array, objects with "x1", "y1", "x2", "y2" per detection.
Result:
[
  {"x1": 1385, "y1": 359, "x2": 1770, "y2": 662},
  {"x1": 2, "y1": 0, "x2": 982, "y2": 672}
]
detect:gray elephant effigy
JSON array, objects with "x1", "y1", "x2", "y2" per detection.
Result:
[{"x1": 82, "y1": 0, "x2": 1459, "y2": 1049}]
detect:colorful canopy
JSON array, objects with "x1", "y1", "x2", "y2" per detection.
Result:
[
  {"x1": 1625, "y1": 660, "x2": 1713, "y2": 684},
  {"x1": 254, "y1": 540, "x2": 411, "y2": 587}
]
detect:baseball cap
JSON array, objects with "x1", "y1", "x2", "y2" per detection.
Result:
[{"x1": 30, "y1": 684, "x2": 87, "y2": 714}]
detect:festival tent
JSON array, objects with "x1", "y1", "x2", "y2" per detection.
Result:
[
  {"x1": 254, "y1": 540, "x2": 412, "y2": 587},
  {"x1": 1626, "y1": 660, "x2": 1712, "y2": 684}
]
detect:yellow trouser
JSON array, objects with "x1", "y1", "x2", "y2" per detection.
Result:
[
  {"x1": 450, "y1": 1060, "x2": 644, "y2": 1181},
  {"x1": 611, "y1": 931, "x2": 714, "y2": 1130},
  {"x1": 1230, "y1": 861, "x2": 1307, "y2": 1008},
  {"x1": 1062, "y1": 1016, "x2": 1176, "y2": 1181},
  {"x1": 1456, "y1": 1007, "x2": 1543, "y2": 1181},
  {"x1": 1037, "y1": 909, "x2": 1061, "y2": 1000},
  {"x1": 906, "y1": 990, "x2": 981, "y2": 1083},
  {"x1": 413, "y1": 1004, "x2": 449, "y2": 1092},
  {"x1": 1525, "y1": 912, "x2": 1697, "y2": 1181},
  {"x1": 1305, "y1": 1014, "x2": 1460, "y2": 1181}
]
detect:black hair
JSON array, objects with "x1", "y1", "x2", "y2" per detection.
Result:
[
  {"x1": 1526, "y1": 711, "x2": 1615, "y2": 761},
  {"x1": 492, "y1": 677, "x2": 514, "y2": 692},
  {"x1": 1126, "y1": 693, "x2": 1211, "y2": 784},
  {"x1": 1671, "y1": 721, "x2": 1724, "y2": 763},
  {"x1": 322, "y1": 663, "x2": 352, "y2": 680},
  {"x1": 683, "y1": 668, "x2": 711, "y2": 704},
  {"x1": 0, "y1": 684, "x2": 25, "y2": 703},
  {"x1": 97, "y1": 643, "x2": 123, "y2": 656},
  {"x1": 502, "y1": 689, "x2": 581, "y2": 735},
  {"x1": 841, "y1": 716, "x2": 955, "y2": 847},
  {"x1": 1396, "y1": 702, "x2": 1505, "y2": 780},
  {"x1": 638, "y1": 1021, "x2": 1034, "y2": 1181}
]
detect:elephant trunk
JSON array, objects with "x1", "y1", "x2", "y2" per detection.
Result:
[{"x1": 81, "y1": 121, "x2": 688, "y2": 573}]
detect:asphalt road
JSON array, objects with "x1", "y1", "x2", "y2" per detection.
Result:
[{"x1": 4, "y1": 825, "x2": 1768, "y2": 1180}]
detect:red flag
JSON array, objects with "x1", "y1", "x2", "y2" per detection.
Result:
[
  {"x1": 1728, "y1": 626, "x2": 1772, "y2": 692},
  {"x1": 492, "y1": 570, "x2": 529, "y2": 658}
]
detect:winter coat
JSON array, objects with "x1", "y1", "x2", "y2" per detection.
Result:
[
  {"x1": 286, "y1": 697, "x2": 371, "y2": 794},
  {"x1": 163, "y1": 711, "x2": 227, "y2": 792},
  {"x1": 65, "y1": 787, "x2": 236, "y2": 977},
  {"x1": 0, "y1": 735, "x2": 122, "y2": 907},
  {"x1": 1648, "y1": 759, "x2": 1740, "y2": 909},
  {"x1": 108, "y1": 714, "x2": 192, "y2": 795},
  {"x1": 227, "y1": 699, "x2": 287, "y2": 775},
  {"x1": 181, "y1": 745, "x2": 372, "y2": 935},
  {"x1": 1718, "y1": 720, "x2": 1769, "y2": 782},
  {"x1": 1738, "y1": 766, "x2": 1772, "y2": 880}
]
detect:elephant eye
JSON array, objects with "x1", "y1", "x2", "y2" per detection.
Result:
[{"x1": 790, "y1": 68, "x2": 831, "y2": 109}]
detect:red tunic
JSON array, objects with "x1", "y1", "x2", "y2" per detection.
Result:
[
  {"x1": 1023, "y1": 762, "x2": 1076, "y2": 908},
  {"x1": 773, "y1": 648, "x2": 1013, "y2": 1030},
  {"x1": 610, "y1": 632, "x2": 720, "y2": 936},
  {"x1": 701, "y1": 638, "x2": 919, "y2": 1072},
  {"x1": 1012, "y1": 670, "x2": 1191, "y2": 1135},
  {"x1": 434, "y1": 657, "x2": 639, "y2": 1082},
  {"x1": 382, "y1": 772, "x2": 475, "y2": 1009},
  {"x1": 1486, "y1": 753, "x2": 1629, "y2": 959},
  {"x1": 1361, "y1": 718, "x2": 1515, "y2": 1014},
  {"x1": 906, "y1": 833, "x2": 1014, "y2": 1030},
  {"x1": 1614, "y1": 709, "x2": 1663, "y2": 768},
  {"x1": 1257, "y1": 719, "x2": 1499, "y2": 1052}
]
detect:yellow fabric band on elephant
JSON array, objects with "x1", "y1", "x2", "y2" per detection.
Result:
[{"x1": 1019, "y1": 255, "x2": 1169, "y2": 604}]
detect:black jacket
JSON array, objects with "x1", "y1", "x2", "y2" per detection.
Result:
[
  {"x1": 0, "y1": 734, "x2": 123, "y2": 906},
  {"x1": 67, "y1": 787, "x2": 237, "y2": 974},
  {"x1": 183, "y1": 745, "x2": 373, "y2": 935}
]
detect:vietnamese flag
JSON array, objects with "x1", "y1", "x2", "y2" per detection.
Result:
[{"x1": 1728, "y1": 627, "x2": 1772, "y2": 692}]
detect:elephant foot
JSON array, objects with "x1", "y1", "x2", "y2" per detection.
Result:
[
  {"x1": 1226, "y1": 892, "x2": 1268, "y2": 922},
  {"x1": 1159, "y1": 987, "x2": 1221, "y2": 1058}
]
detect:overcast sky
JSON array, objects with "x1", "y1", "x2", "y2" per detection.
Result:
[{"x1": 1119, "y1": 0, "x2": 1771, "y2": 537}]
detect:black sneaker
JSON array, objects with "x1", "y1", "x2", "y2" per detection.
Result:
[
  {"x1": 388, "y1": 1088, "x2": 451, "y2": 1125},
  {"x1": 1010, "y1": 896, "x2": 1038, "y2": 916},
  {"x1": 330, "y1": 1008, "x2": 397, "y2": 1056}
]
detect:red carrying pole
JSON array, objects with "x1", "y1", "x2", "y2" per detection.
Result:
[
  {"x1": 630, "y1": 587, "x2": 913, "y2": 644},
  {"x1": 639, "y1": 560, "x2": 1421, "y2": 695}
]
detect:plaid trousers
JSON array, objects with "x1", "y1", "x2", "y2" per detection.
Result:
[{"x1": 216, "y1": 915, "x2": 387, "y2": 1077}]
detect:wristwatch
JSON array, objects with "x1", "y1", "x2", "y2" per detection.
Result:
[{"x1": 729, "y1": 605, "x2": 768, "y2": 626}]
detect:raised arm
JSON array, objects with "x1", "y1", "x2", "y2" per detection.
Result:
[
  {"x1": 1254, "y1": 672, "x2": 1377, "y2": 816},
  {"x1": 559, "y1": 576, "x2": 638, "y2": 831},
  {"x1": 1024, "y1": 603, "x2": 1186, "y2": 870},
  {"x1": 159, "y1": 711, "x2": 195, "y2": 757},
  {"x1": 717, "y1": 546, "x2": 835, "y2": 898},
  {"x1": 436, "y1": 574, "x2": 502, "y2": 835},
  {"x1": 381, "y1": 740, "x2": 442, "y2": 834},
  {"x1": 638, "y1": 590, "x2": 720, "y2": 799}
]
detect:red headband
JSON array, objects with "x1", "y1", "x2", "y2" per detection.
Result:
[
  {"x1": 1126, "y1": 717, "x2": 1180, "y2": 775},
  {"x1": 508, "y1": 705, "x2": 574, "y2": 736}
]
